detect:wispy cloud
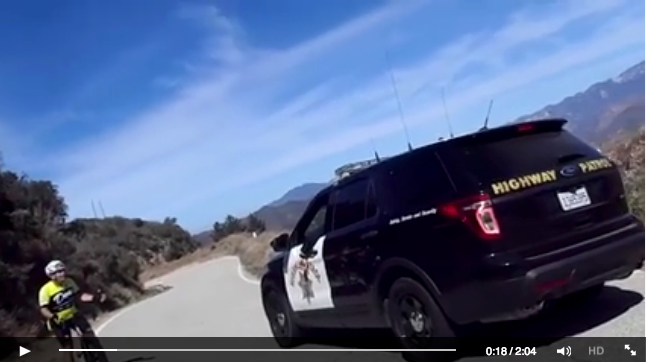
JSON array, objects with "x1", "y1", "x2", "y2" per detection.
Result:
[
  {"x1": 178, "y1": 4, "x2": 249, "y2": 68},
  {"x1": 10, "y1": 0, "x2": 643, "y2": 228}
]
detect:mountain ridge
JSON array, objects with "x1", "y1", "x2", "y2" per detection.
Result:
[
  {"x1": 513, "y1": 61, "x2": 644, "y2": 144},
  {"x1": 266, "y1": 182, "x2": 328, "y2": 207}
]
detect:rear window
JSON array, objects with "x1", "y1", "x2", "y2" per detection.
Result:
[{"x1": 456, "y1": 130, "x2": 600, "y2": 181}]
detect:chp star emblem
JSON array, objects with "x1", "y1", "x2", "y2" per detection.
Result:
[{"x1": 289, "y1": 255, "x2": 321, "y2": 303}]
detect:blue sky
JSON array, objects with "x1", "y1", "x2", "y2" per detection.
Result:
[{"x1": 0, "y1": 0, "x2": 643, "y2": 232}]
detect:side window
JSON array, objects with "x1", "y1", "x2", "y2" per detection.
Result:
[
  {"x1": 331, "y1": 179, "x2": 373, "y2": 230},
  {"x1": 291, "y1": 197, "x2": 329, "y2": 248},
  {"x1": 303, "y1": 205, "x2": 327, "y2": 245}
]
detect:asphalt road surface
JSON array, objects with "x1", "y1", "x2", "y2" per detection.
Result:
[{"x1": 91, "y1": 257, "x2": 644, "y2": 362}]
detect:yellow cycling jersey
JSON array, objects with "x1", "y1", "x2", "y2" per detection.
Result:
[{"x1": 38, "y1": 278, "x2": 80, "y2": 324}]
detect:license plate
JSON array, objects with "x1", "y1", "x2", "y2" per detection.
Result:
[{"x1": 557, "y1": 187, "x2": 591, "y2": 211}]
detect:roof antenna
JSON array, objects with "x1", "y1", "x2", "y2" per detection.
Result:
[
  {"x1": 370, "y1": 138, "x2": 381, "y2": 162},
  {"x1": 441, "y1": 87, "x2": 455, "y2": 139},
  {"x1": 480, "y1": 99, "x2": 494, "y2": 132},
  {"x1": 384, "y1": 47, "x2": 413, "y2": 152},
  {"x1": 90, "y1": 200, "x2": 98, "y2": 218}
]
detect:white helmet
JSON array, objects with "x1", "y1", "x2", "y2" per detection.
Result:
[{"x1": 45, "y1": 260, "x2": 66, "y2": 276}]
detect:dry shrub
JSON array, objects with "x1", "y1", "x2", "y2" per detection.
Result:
[
  {"x1": 215, "y1": 231, "x2": 283, "y2": 278},
  {"x1": 603, "y1": 127, "x2": 645, "y2": 221},
  {"x1": 138, "y1": 231, "x2": 283, "y2": 282},
  {"x1": 139, "y1": 246, "x2": 226, "y2": 282},
  {"x1": 0, "y1": 310, "x2": 41, "y2": 339}
]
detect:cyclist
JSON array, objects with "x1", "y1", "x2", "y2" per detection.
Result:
[{"x1": 38, "y1": 260, "x2": 105, "y2": 362}]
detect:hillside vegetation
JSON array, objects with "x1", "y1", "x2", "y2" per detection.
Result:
[
  {"x1": 0, "y1": 166, "x2": 198, "y2": 342},
  {"x1": 603, "y1": 127, "x2": 645, "y2": 221}
]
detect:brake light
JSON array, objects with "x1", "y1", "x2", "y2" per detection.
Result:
[
  {"x1": 516, "y1": 124, "x2": 536, "y2": 132},
  {"x1": 440, "y1": 194, "x2": 501, "y2": 240},
  {"x1": 517, "y1": 124, "x2": 535, "y2": 132}
]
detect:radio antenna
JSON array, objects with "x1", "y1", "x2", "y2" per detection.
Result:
[
  {"x1": 480, "y1": 99, "x2": 494, "y2": 131},
  {"x1": 91, "y1": 200, "x2": 98, "y2": 218},
  {"x1": 370, "y1": 138, "x2": 381, "y2": 162},
  {"x1": 441, "y1": 87, "x2": 455, "y2": 139},
  {"x1": 384, "y1": 48, "x2": 413, "y2": 151},
  {"x1": 98, "y1": 201, "x2": 106, "y2": 218}
]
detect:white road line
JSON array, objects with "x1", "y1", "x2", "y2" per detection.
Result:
[{"x1": 221, "y1": 256, "x2": 261, "y2": 285}]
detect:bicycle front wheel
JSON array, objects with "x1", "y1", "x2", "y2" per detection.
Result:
[{"x1": 80, "y1": 335, "x2": 110, "y2": 362}]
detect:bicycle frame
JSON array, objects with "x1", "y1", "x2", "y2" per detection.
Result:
[{"x1": 69, "y1": 325, "x2": 109, "y2": 362}]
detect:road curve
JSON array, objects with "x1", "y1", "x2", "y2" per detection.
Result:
[
  {"x1": 97, "y1": 257, "x2": 269, "y2": 337},
  {"x1": 96, "y1": 257, "x2": 644, "y2": 362}
]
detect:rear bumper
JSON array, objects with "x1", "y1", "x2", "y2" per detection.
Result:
[{"x1": 442, "y1": 224, "x2": 645, "y2": 325}]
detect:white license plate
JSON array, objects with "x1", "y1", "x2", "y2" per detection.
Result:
[{"x1": 557, "y1": 187, "x2": 591, "y2": 211}]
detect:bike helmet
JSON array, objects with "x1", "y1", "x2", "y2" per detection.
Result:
[{"x1": 45, "y1": 260, "x2": 66, "y2": 276}]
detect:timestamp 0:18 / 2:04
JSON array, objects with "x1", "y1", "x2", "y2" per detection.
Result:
[{"x1": 485, "y1": 347, "x2": 538, "y2": 356}]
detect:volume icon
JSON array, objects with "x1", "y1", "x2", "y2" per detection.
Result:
[{"x1": 557, "y1": 346, "x2": 572, "y2": 356}]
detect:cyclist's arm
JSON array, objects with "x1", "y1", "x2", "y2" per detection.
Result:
[
  {"x1": 38, "y1": 287, "x2": 55, "y2": 320},
  {"x1": 69, "y1": 278, "x2": 102, "y2": 303}
]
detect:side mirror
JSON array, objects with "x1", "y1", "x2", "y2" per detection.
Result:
[
  {"x1": 299, "y1": 246, "x2": 317, "y2": 259},
  {"x1": 270, "y1": 233, "x2": 290, "y2": 252}
]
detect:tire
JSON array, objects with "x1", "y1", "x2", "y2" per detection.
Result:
[
  {"x1": 386, "y1": 278, "x2": 457, "y2": 362},
  {"x1": 81, "y1": 335, "x2": 109, "y2": 362},
  {"x1": 262, "y1": 289, "x2": 305, "y2": 348}
]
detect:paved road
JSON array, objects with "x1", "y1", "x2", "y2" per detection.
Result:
[{"x1": 93, "y1": 257, "x2": 644, "y2": 362}]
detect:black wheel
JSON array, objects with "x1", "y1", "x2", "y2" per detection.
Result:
[
  {"x1": 386, "y1": 278, "x2": 457, "y2": 362},
  {"x1": 262, "y1": 289, "x2": 305, "y2": 348},
  {"x1": 81, "y1": 334, "x2": 109, "y2": 362}
]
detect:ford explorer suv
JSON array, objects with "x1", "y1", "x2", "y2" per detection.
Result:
[{"x1": 260, "y1": 119, "x2": 645, "y2": 355}]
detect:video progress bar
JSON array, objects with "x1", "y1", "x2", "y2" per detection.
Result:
[{"x1": 60, "y1": 348, "x2": 457, "y2": 352}]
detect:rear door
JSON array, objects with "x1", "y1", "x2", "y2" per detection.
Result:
[{"x1": 442, "y1": 121, "x2": 632, "y2": 258}]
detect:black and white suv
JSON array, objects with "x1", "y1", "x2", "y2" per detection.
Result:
[{"x1": 260, "y1": 119, "x2": 645, "y2": 352}]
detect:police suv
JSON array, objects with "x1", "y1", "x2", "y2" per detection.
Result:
[{"x1": 260, "y1": 119, "x2": 645, "y2": 350}]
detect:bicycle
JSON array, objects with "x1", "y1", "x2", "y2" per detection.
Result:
[
  {"x1": 69, "y1": 323, "x2": 110, "y2": 362},
  {"x1": 58, "y1": 289, "x2": 110, "y2": 362}
]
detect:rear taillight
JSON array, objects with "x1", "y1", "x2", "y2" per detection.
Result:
[{"x1": 440, "y1": 194, "x2": 501, "y2": 240}]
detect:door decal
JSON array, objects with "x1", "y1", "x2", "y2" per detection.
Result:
[{"x1": 284, "y1": 235, "x2": 334, "y2": 312}]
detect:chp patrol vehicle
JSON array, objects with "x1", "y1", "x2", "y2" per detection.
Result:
[{"x1": 259, "y1": 118, "x2": 645, "y2": 353}]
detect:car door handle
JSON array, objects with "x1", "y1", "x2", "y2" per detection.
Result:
[{"x1": 360, "y1": 230, "x2": 378, "y2": 239}]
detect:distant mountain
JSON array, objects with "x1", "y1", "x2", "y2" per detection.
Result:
[
  {"x1": 266, "y1": 182, "x2": 328, "y2": 207},
  {"x1": 253, "y1": 200, "x2": 311, "y2": 231},
  {"x1": 247, "y1": 183, "x2": 326, "y2": 231},
  {"x1": 514, "y1": 61, "x2": 645, "y2": 145},
  {"x1": 192, "y1": 230, "x2": 212, "y2": 245}
]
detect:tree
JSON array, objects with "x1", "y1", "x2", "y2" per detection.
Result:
[
  {"x1": 212, "y1": 221, "x2": 225, "y2": 242},
  {"x1": 222, "y1": 215, "x2": 243, "y2": 235},
  {"x1": 246, "y1": 214, "x2": 266, "y2": 233}
]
